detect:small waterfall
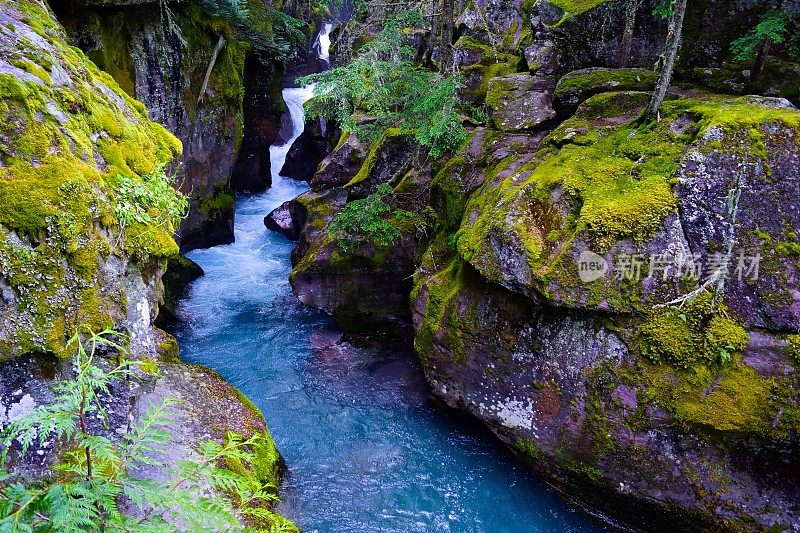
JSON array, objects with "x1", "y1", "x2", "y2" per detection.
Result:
[
  {"x1": 315, "y1": 23, "x2": 334, "y2": 66},
  {"x1": 269, "y1": 86, "x2": 316, "y2": 181},
  {"x1": 269, "y1": 22, "x2": 335, "y2": 181}
]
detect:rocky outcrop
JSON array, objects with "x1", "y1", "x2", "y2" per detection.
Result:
[
  {"x1": 486, "y1": 74, "x2": 556, "y2": 131},
  {"x1": 156, "y1": 255, "x2": 205, "y2": 326},
  {"x1": 553, "y1": 67, "x2": 656, "y2": 116},
  {"x1": 0, "y1": 0, "x2": 181, "y2": 359},
  {"x1": 280, "y1": 117, "x2": 337, "y2": 182},
  {"x1": 283, "y1": 130, "x2": 430, "y2": 334},
  {"x1": 280, "y1": 1, "x2": 800, "y2": 528},
  {"x1": 54, "y1": 0, "x2": 285, "y2": 250},
  {"x1": 265, "y1": 200, "x2": 303, "y2": 241},
  {"x1": 310, "y1": 133, "x2": 366, "y2": 191},
  {"x1": 410, "y1": 93, "x2": 800, "y2": 529},
  {"x1": 231, "y1": 53, "x2": 285, "y2": 193},
  {"x1": 0, "y1": 332, "x2": 297, "y2": 531},
  {"x1": 0, "y1": 3, "x2": 296, "y2": 528}
]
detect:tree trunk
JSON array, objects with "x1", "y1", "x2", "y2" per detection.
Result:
[
  {"x1": 748, "y1": 38, "x2": 771, "y2": 93},
  {"x1": 619, "y1": 0, "x2": 639, "y2": 67},
  {"x1": 646, "y1": 0, "x2": 688, "y2": 121},
  {"x1": 440, "y1": 0, "x2": 455, "y2": 75}
]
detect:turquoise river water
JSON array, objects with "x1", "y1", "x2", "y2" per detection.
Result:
[{"x1": 170, "y1": 85, "x2": 614, "y2": 533}]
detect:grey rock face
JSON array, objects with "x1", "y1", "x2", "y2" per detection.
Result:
[
  {"x1": 487, "y1": 74, "x2": 556, "y2": 131},
  {"x1": 265, "y1": 201, "x2": 303, "y2": 241}
]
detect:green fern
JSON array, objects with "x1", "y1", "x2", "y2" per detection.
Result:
[{"x1": 0, "y1": 327, "x2": 287, "y2": 532}]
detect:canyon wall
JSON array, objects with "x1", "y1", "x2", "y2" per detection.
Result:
[{"x1": 279, "y1": 1, "x2": 800, "y2": 529}]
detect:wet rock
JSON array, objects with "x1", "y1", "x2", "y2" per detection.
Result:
[
  {"x1": 265, "y1": 201, "x2": 303, "y2": 241},
  {"x1": 281, "y1": 117, "x2": 336, "y2": 183},
  {"x1": 156, "y1": 256, "x2": 205, "y2": 326},
  {"x1": 486, "y1": 74, "x2": 556, "y2": 131},
  {"x1": 231, "y1": 55, "x2": 284, "y2": 193},
  {"x1": 311, "y1": 134, "x2": 368, "y2": 191}
]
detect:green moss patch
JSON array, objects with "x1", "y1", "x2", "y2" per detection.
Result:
[
  {"x1": 0, "y1": 0, "x2": 182, "y2": 358},
  {"x1": 547, "y1": 0, "x2": 609, "y2": 24},
  {"x1": 639, "y1": 293, "x2": 749, "y2": 368}
]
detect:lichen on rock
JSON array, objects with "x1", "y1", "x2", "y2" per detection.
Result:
[{"x1": 0, "y1": 0, "x2": 182, "y2": 360}]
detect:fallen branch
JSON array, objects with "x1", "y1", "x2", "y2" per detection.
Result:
[{"x1": 198, "y1": 35, "x2": 226, "y2": 105}]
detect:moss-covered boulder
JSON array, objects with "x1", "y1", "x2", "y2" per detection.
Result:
[
  {"x1": 453, "y1": 35, "x2": 524, "y2": 105},
  {"x1": 0, "y1": 0, "x2": 183, "y2": 360},
  {"x1": 454, "y1": 92, "x2": 800, "y2": 320},
  {"x1": 0, "y1": 340, "x2": 298, "y2": 532},
  {"x1": 486, "y1": 74, "x2": 556, "y2": 131},
  {"x1": 553, "y1": 67, "x2": 656, "y2": 116},
  {"x1": 287, "y1": 132, "x2": 431, "y2": 334},
  {"x1": 407, "y1": 90, "x2": 800, "y2": 528},
  {"x1": 310, "y1": 132, "x2": 367, "y2": 191}
]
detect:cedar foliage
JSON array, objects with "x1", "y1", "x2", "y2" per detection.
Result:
[{"x1": 299, "y1": 8, "x2": 467, "y2": 159}]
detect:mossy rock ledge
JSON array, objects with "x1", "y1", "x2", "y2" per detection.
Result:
[
  {"x1": 0, "y1": 0, "x2": 182, "y2": 360},
  {"x1": 411, "y1": 92, "x2": 800, "y2": 530},
  {"x1": 0, "y1": 4, "x2": 297, "y2": 529},
  {"x1": 289, "y1": 83, "x2": 800, "y2": 527}
]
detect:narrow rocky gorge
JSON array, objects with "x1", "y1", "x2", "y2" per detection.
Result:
[
  {"x1": 0, "y1": 0, "x2": 306, "y2": 529},
  {"x1": 273, "y1": 1, "x2": 800, "y2": 530},
  {"x1": 2, "y1": 0, "x2": 800, "y2": 530}
]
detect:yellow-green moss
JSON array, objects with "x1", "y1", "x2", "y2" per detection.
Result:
[
  {"x1": 673, "y1": 362, "x2": 772, "y2": 433},
  {"x1": 640, "y1": 292, "x2": 749, "y2": 368},
  {"x1": 0, "y1": 0, "x2": 182, "y2": 358},
  {"x1": 516, "y1": 437, "x2": 545, "y2": 462},
  {"x1": 344, "y1": 128, "x2": 408, "y2": 188},
  {"x1": 200, "y1": 190, "x2": 236, "y2": 219},
  {"x1": 554, "y1": 68, "x2": 656, "y2": 103},
  {"x1": 547, "y1": 0, "x2": 609, "y2": 24},
  {"x1": 454, "y1": 93, "x2": 800, "y2": 302},
  {"x1": 412, "y1": 258, "x2": 475, "y2": 366},
  {"x1": 787, "y1": 334, "x2": 800, "y2": 365}
]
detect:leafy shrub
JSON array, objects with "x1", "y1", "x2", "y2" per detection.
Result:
[
  {"x1": 327, "y1": 184, "x2": 416, "y2": 252},
  {"x1": 300, "y1": 8, "x2": 467, "y2": 159},
  {"x1": 112, "y1": 164, "x2": 188, "y2": 231},
  {"x1": 0, "y1": 328, "x2": 287, "y2": 532}
]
